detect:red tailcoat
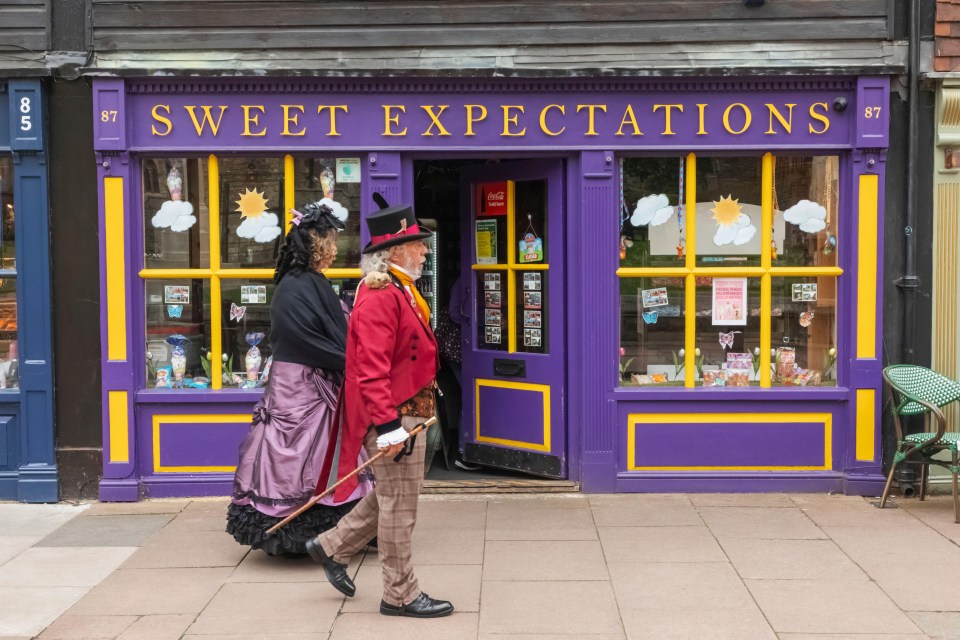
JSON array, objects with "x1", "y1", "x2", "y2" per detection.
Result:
[{"x1": 330, "y1": 279, "x2": 437, "y2": 502}]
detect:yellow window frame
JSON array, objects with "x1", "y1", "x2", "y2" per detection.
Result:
[
  {"x1": 616, "y1": 152, "x2": 843, "y2": 389},
  {"x1": 139, "y1": 154, "x2": 362, "y2": 389}
]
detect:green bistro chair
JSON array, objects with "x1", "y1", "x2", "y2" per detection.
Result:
[{"x1": 881, "y1": 365, "x2": 960, "y2": 523}]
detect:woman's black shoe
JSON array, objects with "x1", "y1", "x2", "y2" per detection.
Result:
[
  {"x1": 380, "y1": 592, "x2": 454, "y2": 618},
  {"x1": 305, "y1": 538, "x2": 356, "y2": 597}
]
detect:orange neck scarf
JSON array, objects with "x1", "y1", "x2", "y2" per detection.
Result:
[{"x1": 389, "y1": 266, "x2": 431, "y2": 326}]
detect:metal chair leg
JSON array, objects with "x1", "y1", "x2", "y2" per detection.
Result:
[
  {"x1": 920, "y1": 462, "x2": 929, "y2": 501},
  {"x1": 952, "y1": 448, "x2": 959, "y2": 525},
  {"x1": 880, "y1": 443, "x2": 905, "y2": 508}
]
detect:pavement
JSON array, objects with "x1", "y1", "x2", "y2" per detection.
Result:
[{"x1": 1, "y1": 492, "x2": 959, "y2": 640}]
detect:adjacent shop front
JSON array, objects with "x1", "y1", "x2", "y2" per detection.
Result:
[
  {"x1": 93, "y1": 76, "x2": 890, "y2": 500},
  {"x1": 0, "y1": 80, "x2": 56, "y2": 501}
]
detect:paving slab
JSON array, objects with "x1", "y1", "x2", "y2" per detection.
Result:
[
  {"x1": 329, "y1": 612, "x2": 478, "y2": 640},
  {"x1": 0, "y1": 546, "x2": 136, "y2": 587},
  {"x1": 0, "y1": 586, "x2": 89, "y2": 637},
  {"x1": 598, "y1": 525, "x2": 726, "y2": 563},
  {"x1": 229, "y1": 547, "x2": 362, "y2": 582},
  {"x1": 36, "y1": 614, "x2": 136, "y2": 639},
  {"x1": 68, "y1": 568, "x2": 233, "y2": 616},
  {"x1": 116, "y1": 614, "x2": 195, "y2": 640},
  {"x1": 35, "y1": 514, "x2": 173, "y2": 548},
  {"x1": 590, "y1": 494, "x2": 702, "y2": 527},
  {"x1": 621, "y1": 608, "x2": 777, "y2": 640},
  {"x1": 908, "y1": 611, "x2": 960, "y2": 640},
  {"x1": 415, "y1": 499, "x2": 487, "y2": 530},
  {"x1": 186, "y1": 582, "x2": 341, "y2": 636},
  {"x1": 791, "y1": 495, "x2": 927, "y2": 528},
  {"x1": 85, "y1": 500, "x2": 189, "y2": 516},
  {"x1": 412, "y1": 527, "x2": 485, "y2": 565},
  {"x1": 0, "y1": 536, "x2": 41, "y2": 567},
  {"x1": 698, "y1": 506, "x2": 828, "y2": 539},
  {"x1": 121, "y1": 526, "x2": 247, "y2": 569},
  {"x1": 342, "y1": 563, "x2": 482, "y2": 613},
  {"x1": 485, "y1": 499, "x2": 597, "y2": 541},
  {"x1": 745, "y1": 578, "x2": 923, "y2": 635},
  {"x1": 690, "y1": 493, "x2": 797, "y2": 508},
  {"x1": 183, "y1": 635, "x2": 328, "y2": 640},
  {"x1": 778, "y1": 636, "x2": 928, "y2": 640},
  {"x1": 608, "y1": 562, "x2": 756, "y2": 611},
  {"x1": 479, "y1": 581, "x2": 622, "y2": 636},
  {"x1": 479, "y1": 635, "x2": 625, "y2": 640},
  {"x1": 719, "y1": 538, "x2": 867, "y2": 580},
  {"x1": 483, "y1": 539, "x2": 609, "y2": 581},
  {"x1": 0, "y1": 504, "x2": 87, "y2": 537}
]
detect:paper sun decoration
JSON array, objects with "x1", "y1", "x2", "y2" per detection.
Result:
[
  {"x1": 152, "y1": 166, "x2": 197, "y2": 232},
  {"x1": 631, "y1": 194, "x2": 674, "y2": 227},
  {"x1": 235, "y1": 188, "x2": 282, "y2": 243},
  {"x1": 711, "y1": 195, "x2": 757, "y2": 247},
  {"x1": 783, "y1": 200, "x2": 827, "y2": 233}
]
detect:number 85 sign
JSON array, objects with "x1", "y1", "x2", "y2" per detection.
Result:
[{"x1": 8, "y1": 81, "x2": 43, "y2": 150}]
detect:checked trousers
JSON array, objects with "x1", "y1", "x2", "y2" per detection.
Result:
[{"x1": 317, "y1": 416, "x2": 426, "y2": 606}]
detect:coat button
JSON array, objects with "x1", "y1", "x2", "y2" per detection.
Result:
[{"x1": 411, "y1": 356, "x2": 417, "y2": 361}]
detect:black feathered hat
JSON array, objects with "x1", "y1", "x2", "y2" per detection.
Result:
[
  {"x1": 362, "y1": 193, "x2": 432, "y2": 254},
  {"x1": 274, "y1": 201, "x2": 346, "y2": 283}
]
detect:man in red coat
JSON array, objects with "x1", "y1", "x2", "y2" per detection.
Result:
[{"x1": 307, "y1": 203, "x2": 454, "y2": 619}]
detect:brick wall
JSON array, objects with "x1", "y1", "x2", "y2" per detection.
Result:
[{"x1": 937, "y1": 0, "x2": 960, "y2": 70}]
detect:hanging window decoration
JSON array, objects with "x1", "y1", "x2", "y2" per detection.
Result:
[
  {"x1": 782, "y1": 200, "x2": 827, "y2": 233},
  {"x1": 631, "y1": 193, "x2": 675, "y2": 227},
  {"x1": 676, "y1": 160, "x2": 685, "y2": 259},
  {"x1": 710, "y1": 195, "x2": 757, "y2": 246},
  {"x1": 151, "y1": 165, "x2": 197, "y2": 232},
  {"x1": 235, "y1": 188, "x2": 282, "y2": 243},
  {"x1": 518, "y1": 214, "x2": 543, "y2": 263}
]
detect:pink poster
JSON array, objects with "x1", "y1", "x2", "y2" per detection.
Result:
[{"x1": 711, "y1": 278, "x2": 747, "y2": 326}]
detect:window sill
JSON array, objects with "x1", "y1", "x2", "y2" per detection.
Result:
[
  {"x1": 135, "y1": 388, "x2": 264, "y2": 404},
  {"x1": 610, "y1": 386, "x2": 850, "y2": 402}
]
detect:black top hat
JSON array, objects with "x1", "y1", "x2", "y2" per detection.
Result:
[{"x1": 362, "y1": 203, "x2": 432, "y2": 254}]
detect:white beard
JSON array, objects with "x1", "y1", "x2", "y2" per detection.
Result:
[{"x1": 389, "y1": 260, "x2": 422, "y2": 281}]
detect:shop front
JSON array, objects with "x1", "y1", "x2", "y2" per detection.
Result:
[
  {"x1": 93, "y1": 76, "x2": 889, "y2": 500},
  {"x1": 0, "y1": 80, "x2": 57, "y2": 501}
]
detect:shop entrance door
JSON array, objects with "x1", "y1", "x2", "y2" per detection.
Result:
[{"x1": 459, "y1": 160, "x2": 566, "y2": 478}]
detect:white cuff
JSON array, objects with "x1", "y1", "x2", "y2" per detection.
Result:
[{"x1": 376, "y1": 427, "x2": 409, "y2": 449}]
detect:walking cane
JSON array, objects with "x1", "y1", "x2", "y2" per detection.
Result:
[{"x1": 264, "y1": 416, "x2": 437, "y2": 537}]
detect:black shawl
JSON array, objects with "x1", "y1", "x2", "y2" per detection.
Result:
[{"x1": 269, "y1": 270, "x2": 348, "y2": 372}]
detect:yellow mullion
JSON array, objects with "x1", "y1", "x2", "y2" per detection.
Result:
[
  {"x1": 761, "y1": 152, "x2": 773, "y2": 271},
  {"x1": 208, "y1": 155, "x2": 221, "y2": 271},
  {"x1": 210, "y1": 275, "x2": 222, "y2": 390},
  {"x1": 284, "y1": 154, "x2": 295, "y2": 233},
  {"x1": 139, "y1": 269, "x2": 213, "y2": 280},
  {"x1": 760, "y1": 273, "x2": 771, "y2": 387},
  {"x1": 617, "y1": 268, "x2": 689, "y2": 278},
  {"x1": 690, "y1": 267, "x2": 766, "y2": 278},
  {"x1": 512, "y1": 263, "x2": 550, "y2": 271},
  {"x1": 685, "y1": 273, "x2": 696, "y2": 388},
  {"x1": 768, "y1": 267, "x2": 843, "y2": 277},
  {"x1": 685, "y1": 153, "x2": 696, "y2": 270},
  {"x1": 472, "y1": 264, "x2": 509, "y2": 271},
  {"x1": 507, "y1": 181, "x2": 517, "y2": 352},
  {"x1": 216, "y1": 269, "x2": 275, "y2": 279},
  {"x1": 322, "y1": 268, "x2": 363, "y2": 279}
]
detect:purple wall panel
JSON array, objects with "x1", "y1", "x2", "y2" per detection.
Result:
[
  {"x1": 477, "y1": 384, "x2": 546, "y2": 446},
  {"x1": 156, "y1": 420, "x2": 248, "y2": 468}
]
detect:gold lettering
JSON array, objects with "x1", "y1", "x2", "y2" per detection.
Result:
[
  {"x1": 151, "y1": 104, "x2": 172, "y2": 136},
  {"x1": 808, "y1": 102, "x2": 831, "y2": 134},
  {"x1": 316, "y1": 105, "x2": 348, "y2": 136},
  {"x1": 696, "y1": 103, "x2": 708, "y2": 135},
  {"x1": 539, "y1": 104, "x2": 566, "y2": 136},
  {"x1": 184, "y1": 105, "x2": 228, "y2": 137},
  {"x1": 722, "y1": 103, "x2": 752, "y2": 135},
  {"x1": 421, "y1": 105, "x2": 451, "y2": 137},
  {"x1": 382, "y1": 105, "x2": 407, "y2": 136},
  {"x1": 281, "y1": 105, "x2": 305, "y2": 137},
  {"x1": 241, "y1": 105, "x2": 266, "y2": 137},
  {"x1": 653, "y1": 104, "x2": 684, "y2": 135},
  {"x1": 464, "y1": 104, "x2": 488, "y2": 136},
  {"x1": 615, "y1": 104, "x2": 643, "y2": 137},
  {"x1": 765, "y1": 103, "x2": 796, "y2": 135},
  {"x1": 501, "y1": 105, "x2": 526, "y2": 137},
  {"x1": 576, "y1": 104, "x2": 607, "y2": 136}
]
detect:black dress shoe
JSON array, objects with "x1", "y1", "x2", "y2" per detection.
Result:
[
  {"x1": 305, "y1": 538, "x2": 356, "y2": 597},
  {"x1": 380, "y1": 592, "x2": 454, "y2": 618}
]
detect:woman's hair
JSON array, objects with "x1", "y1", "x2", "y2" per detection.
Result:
[
  {"x1": 309, "y1": 228, "x2": 338, "y2": 271},
  {"x1": 274, "y1": 210, "x2": 341, "y2": 283}
]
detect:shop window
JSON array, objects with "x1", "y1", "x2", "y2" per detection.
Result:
[
  {"x1": 139, "y1": 155, "x2": 363, "y2": 390},
  {"x1": 618, "y1": 154, "x2": 841, "y2": 388},
  {"x1": 0, "y1": 158, "x2": 17, "y2": 390}
]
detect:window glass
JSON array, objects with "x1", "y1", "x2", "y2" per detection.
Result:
[
  {"x1": 695, "y1": 157, "x2": 763, "y2": 268},
  {"x1": 477, "y1": 270, "x2": 508, "y2": 351},
  {"x1": 771, "y1": 277, "x2": 838, "y2": 386},
  {"x1": 143, "y1": 158, "x2": 207, "y2": 269},
  {"x1": 516, "y1": 270, "x2": 547, "y2": 354},
  {"x1": 294, "y1": 158, "x2": 362, "y2": 269},
  {"x1": 0, "y1": 157, "x2": 15, "y2": 270},
  {"x1": 221, "y1": 279, "x2": 274, "y2": 388},
  {"x1": 0, "y1": 279, "x2": 17, "y2": 390},
  {"x1": 695, "y1": 278, "x2": 760, "y2": 387},
  {"x1": 620, "y1": 157, "x2": 684, "y2": 269},
  {"x1": 619, "y1": 276, "x2": 684, "y2": 385},
  {"x1": 219, "y1": 157, "x2": 284, "y2": 269},
  {"x1": 774, "y1": 156, "x2": 840, "y2": 267},
  {"x1": 145, "y1": 279, "x2": 211, "y2": 389}
]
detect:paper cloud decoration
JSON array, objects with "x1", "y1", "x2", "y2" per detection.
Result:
[
  {"x1": 713, "y1": 213, "x2": 758, "y2": 246},
  {"x1": 318, "y1": 197, "x2": 349, "y2": 223},
  {"x1": 152, "y1": 200, "x2": 197, "y2": 232},
  {"x1": 631, "y1": 194, "x2": 675, "y2": 227},
  {"x1": 237, "y1": 212, "x2": 282, "y2": 243},
  {"x1": 783, "y1": 200, "x2": 827, "y2": 233}
]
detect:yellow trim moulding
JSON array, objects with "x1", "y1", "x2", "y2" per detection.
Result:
[
  {"x1": 152, "y1": 413, "x2": 251, "y2": 473},
  {"x1": 105, "y1": 177, "x2": 128, "y2": 362},
  {"x1": 475, "y1": 378, "x2": 551, "y2": 452}
]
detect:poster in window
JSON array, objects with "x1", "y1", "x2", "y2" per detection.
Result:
[
  {"x1": 475, "y1": 220, "x2": 498, "y2": 264},
  {"x1": 791, "y1": 283, "x2": 818, "y2": 302},
  {"x1": 523, "y1": 291, "x2": 542, "y2": 310},
  {"x1": 477, "y1": 181, "x2": 509, "y2": 217},
  {"x1": 522, "y1": 272, "x2": 541, "y2": 291},
  {"x1": 241, "y1": 285, "x2": 267, "y2": 304},
  {"x1": 711, "y1": 278, "x2": 747, "y2": 326},
  {"x1": 335, "y1": 158, "x2": 361, "y2": 183},
  {"x1": 485, "y1": 326, "x2": 502, "y2": 344},
  {"x1": 485, "y1": 308, "x2": 502, "y2": 327},
  {"x1": 483, "y1": 273, "x2": 501, "y2": 291},
  {"x1": 641, "y1": 287, "x2": 669, "y2": 308},
  {"x1": 484, "y1": 291, "x2": 501, "y2": 308},
  {"x1": 524, "y1": 329, "x2": 542, "y2": 347},
  {"x1": 164, "y1": 285, "x2": 190, "y2": 304},
  {"x1": 523, "y1": 310, "x2": 542, "y2": 328}
]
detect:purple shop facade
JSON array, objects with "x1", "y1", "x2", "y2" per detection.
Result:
[{"x1": 92, "y1": 76, "x2": 889, "y2": 501}]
